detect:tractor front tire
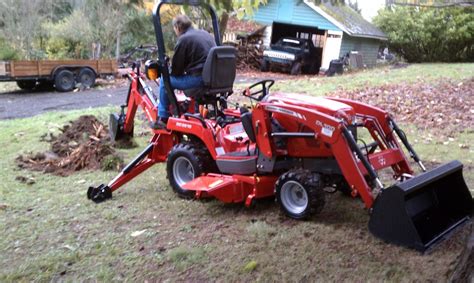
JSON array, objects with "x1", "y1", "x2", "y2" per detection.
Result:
[
  {"x1": 166, "y1": 142, "x2": 212, "y2": 199},
  {"x1": 275, "y1": 169, "x2": 326, "y2": 220}
]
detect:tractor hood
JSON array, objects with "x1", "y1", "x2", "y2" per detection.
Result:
[{"x1": 264, "y1": 92, "x2": 356, "y2": 123}]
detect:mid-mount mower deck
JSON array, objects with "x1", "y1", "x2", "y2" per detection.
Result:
[{"x1": 88, "y1": 0, "x2": 473, "y2": 252}]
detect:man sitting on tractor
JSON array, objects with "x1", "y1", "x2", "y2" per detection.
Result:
[{"x1": 153, "y1": 14, "x2": 216, "y2": 129}]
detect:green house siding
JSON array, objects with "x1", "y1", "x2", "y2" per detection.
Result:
[
  {"x1": 340, "y1": 35, "x2": 381, "y2": 67},
  {"x1": 253, "y1": 0, "x2": 341, "y2": 31}
]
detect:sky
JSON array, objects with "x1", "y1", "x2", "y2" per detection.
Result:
[{"x1": 352, "y1": 0, "x2": 387, "y2": 22}]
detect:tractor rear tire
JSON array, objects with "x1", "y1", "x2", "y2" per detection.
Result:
[
  {"x1": 54, "y1": 69, "x2": 75, "y2": 92},
  {"x1": 275, "y1": 169, "x2": 326, "y2": 220},
  {"x1": 166, "y1": 142, "x2": 212, "y2": 199},
  {"x1": 16, "y1": 80, "x2": 36, "y2": 90}
]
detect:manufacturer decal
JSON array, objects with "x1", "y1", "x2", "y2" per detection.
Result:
[
  {"x1": 378, "y1": 156, "x2": 386, "y2": 166},
  {"x1": 176, "y1": 122, "x2": 192, "y2": 129},
  {"x1": 315, "y1": 120, "x2": 335, "y2": 137}
]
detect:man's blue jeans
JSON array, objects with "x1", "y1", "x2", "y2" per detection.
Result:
[{"x1": 158, "y1": 75, "x2": 203, "y2": 118}]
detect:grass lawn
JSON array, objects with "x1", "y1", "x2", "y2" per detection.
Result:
[
  {"x1": 271, "y1": 63, "x2": 474, "y2": 96},
  {"x1": 1, "y1": 63, "x2": 473, "y2": 281}
]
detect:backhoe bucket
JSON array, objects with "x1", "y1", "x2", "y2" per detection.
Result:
[
  {"x1": 109, "y1": 113, "x2": 133, "y2": 142},
  {"x1": 369, "y1": 160, "x2": 473, "y2": 251}
]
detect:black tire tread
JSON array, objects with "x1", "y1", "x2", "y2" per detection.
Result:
[
  {"x1": 78, "y1": 68, "x2": 96, "y2": 88},
  {"x1": 275, "y1": 169, "x2": 326, "y2": 219},
  {"x1": 54, "y1": 69, "x2": 75, "y2": 92},
  {"x1": 290, "y1": 62, "x2": 302, "y2": 75},
  {"x1": 166, "y1": 141, "x2": 214, "y2": 198}
]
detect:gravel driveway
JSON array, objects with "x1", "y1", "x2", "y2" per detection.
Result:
[
  {"x1": 0, "y1": 74, "x2": 280, "y2": 120},
  {"x1": 0, "y1": 86, "x2": 129, "y2": 119}
]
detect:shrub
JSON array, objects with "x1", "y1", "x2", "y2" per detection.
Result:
[
  {"x1": 0, "y1": 38, "x2": 20, "y2": 60},
  {"x1": 374, "y1": 6, "x2": 474, "y2": 62}
]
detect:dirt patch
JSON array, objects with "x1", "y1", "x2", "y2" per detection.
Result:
[
  {"x1": 329, "y1": 78, "x2": 474, "y2": 137},
  {"x1": 16, "y1": 115, "x2": 123, "y2": 176}
]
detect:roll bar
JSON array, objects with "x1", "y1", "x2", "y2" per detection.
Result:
[{"x1": 152, "y1": 0, "x2": 221, "y2": 117}]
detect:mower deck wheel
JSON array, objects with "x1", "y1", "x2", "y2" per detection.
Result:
[
  {"x1": 275, "y1": 169, "x2": 326, "y2": 219},
  {"x1": 166, "y1": 142, "x2": 212, "y2": 199}
]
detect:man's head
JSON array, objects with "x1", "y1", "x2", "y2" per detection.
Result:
[{"x1": 172, "y1": 15, "x2": 192, "y2": 36}]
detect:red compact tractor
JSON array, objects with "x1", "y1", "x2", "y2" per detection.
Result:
[{"x1": 88, "y1": 1, "x2": 472, "y2": 251}]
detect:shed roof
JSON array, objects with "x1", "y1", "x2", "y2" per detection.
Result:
[{"x1": 303, "y1": 1, "x2": 387, "y2": 40}]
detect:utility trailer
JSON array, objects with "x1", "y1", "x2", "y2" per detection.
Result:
[{"x1": 0, "y1": 59, "x2": 117, "y2": 92}]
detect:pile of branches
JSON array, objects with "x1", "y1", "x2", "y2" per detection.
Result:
[{"x1": 17, "y1": 115, "x2": 123, "y2": 176}]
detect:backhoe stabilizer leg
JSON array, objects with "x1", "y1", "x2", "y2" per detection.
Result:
[{"x1": 87, "y1": 184, "x2": 112, "y2": 203}]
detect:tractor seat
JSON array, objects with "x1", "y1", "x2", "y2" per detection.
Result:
[
  {"x1": 240, "y1": 107, "x2": 256, "y2": 142},
  {"x1": 184, "y1": 46, "x2": 236, "y2": 103}
]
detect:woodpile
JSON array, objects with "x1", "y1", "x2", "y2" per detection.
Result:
[
  {"x1": 235, "y1": 44, "x2": 263, "y2": 71},
  {"x1": 225, "y1": 26, "x2": 266, "y2": 72}
]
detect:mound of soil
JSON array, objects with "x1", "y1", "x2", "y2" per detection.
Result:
[
  {"x1": 330, "y1": 78, "x2": 474, "y2": 137},
  {"x1": 17, "y1": 115, "x2": 123, "y2": 176}
]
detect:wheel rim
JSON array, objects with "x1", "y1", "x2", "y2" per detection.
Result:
[
  {"x1": 280, "y1": 181, "x2": 308, "y2": 214},
  {"x1": 172, "y1": 156, "x2": 195, "y2": 187},
  {"x1": 81, "y1": 74, "x2": 93, "y2": 86},
  {"x1": 61, "y1": 76, "x2": 73, "y2": 88}
]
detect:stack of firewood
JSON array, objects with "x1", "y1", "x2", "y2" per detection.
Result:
[{"x1": 236, "y1": 44, "x2": 263, "y2": 71}]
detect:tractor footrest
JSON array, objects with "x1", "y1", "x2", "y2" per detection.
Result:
[{"x1": 182, "y1": 174, "x2": 252, "y2": 203}]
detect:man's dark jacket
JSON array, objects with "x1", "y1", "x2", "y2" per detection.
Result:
[{"x1": 171, "y1": 27, "x2": 216, "y2": 76}]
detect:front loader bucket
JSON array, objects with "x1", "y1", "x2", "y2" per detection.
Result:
[{"x1": 369, "y1": 160, "x2": 473, "y2": 251}]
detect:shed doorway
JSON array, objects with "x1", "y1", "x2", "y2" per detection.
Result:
[{"x1": 271, "y1": 22, "x2": 325, "y2": 73}]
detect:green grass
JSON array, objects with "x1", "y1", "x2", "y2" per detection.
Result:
[
  {"x1": 1, "y1": 63, "x2": 473, "y2": 281},
  {"x1": 271, "y1": 63, "x2": 474, "y2": 96}
]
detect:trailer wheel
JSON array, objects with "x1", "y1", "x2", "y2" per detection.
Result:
[
  {"x1": 166, "y1": 142, "x2": 212, "y2": 199},
  {"x1": 16, "y1": 80, "x2": 36, "y2": 90},
  {"x1": 78, "y1": 68, "x2": 96, "y2": 88},
  {"x1": 276, "y1": 170, "x2": 326, "y2": 219},
  {"x1": 54, "y1": 69, "x2": 75, "y2": 92}
]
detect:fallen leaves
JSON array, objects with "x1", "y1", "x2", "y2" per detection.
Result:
[{"x1": 329, "y1": 78, "x2": 474, "y2": 138}]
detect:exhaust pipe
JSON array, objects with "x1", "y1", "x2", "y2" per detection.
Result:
[{"x1": 369, "y1": 160, "x2": 473, "y2": 251}]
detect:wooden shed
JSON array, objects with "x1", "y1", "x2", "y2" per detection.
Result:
[{"x1": 252, "y1": 0, "x2": 387, "y2": 71}]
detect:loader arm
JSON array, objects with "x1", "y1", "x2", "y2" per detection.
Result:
[{"x1": 253, "y1": 102, "x2": 379, "y2": 208}]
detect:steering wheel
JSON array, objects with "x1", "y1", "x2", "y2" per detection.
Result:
[{"x1": 243, "y1": 79, "x2": 275, "y2": 101}]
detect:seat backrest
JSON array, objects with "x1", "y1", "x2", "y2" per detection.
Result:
[
  {"x1": 241, "y1": 111, "x2": 256, "y2": 142},
  {"x1": 202, "y1": 46, "x2": 236, "y2": 92}
]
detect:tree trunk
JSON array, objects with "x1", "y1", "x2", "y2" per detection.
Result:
[
  {"x1": 218, "y1": 12, "x2": 229, "y2": 44},
  {"x1": 116, "y1": 31, "x2": 121, "y2": 60}
]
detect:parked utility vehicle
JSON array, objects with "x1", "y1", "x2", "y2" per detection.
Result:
[{"x1": 261, "y1": 37, "x2": 320, "y2": 75}]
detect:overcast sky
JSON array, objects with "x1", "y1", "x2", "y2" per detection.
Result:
[{"x1": 355, "y1": 0, "x2": 386, "y2": 22}]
